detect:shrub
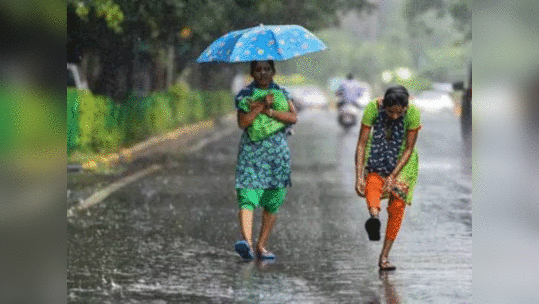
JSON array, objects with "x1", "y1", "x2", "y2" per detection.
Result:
[
  {"x1": 67, "y1": 88, "x2": 80, "y2": 154},
  {"x1": 77, "y1": 90, "x2": 123, "y2": 153},
  {"x1": 168, "y1": 81, "x2": 191, "y2": 126},
  {"x1": 189, "y1": 90, "x2": 205, "y2": 122},
  {"x1": 120, "y1": 92, "x2": 151, "y2": 145},
  {"x1": 145, "y1": 93, "x2": 173, "y2": 135},
  {"x1": 71, "y1": 85, "x2": 234, "y2": 157}
]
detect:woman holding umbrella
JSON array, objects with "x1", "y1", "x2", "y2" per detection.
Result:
[
  {"x1": 196, "y1": 24, "x2": 327, "y2": 260},
  {"x1": 233, "y1": 60, "x2": 298, "y2": 260}
]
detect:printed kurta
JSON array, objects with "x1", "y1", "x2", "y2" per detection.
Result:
[
  {"x1": 361, "y1": 99, "x2": 421, "y2": 205},
  {"x1": 234, "y1": 82, "x2": 292, "y2": 189}
]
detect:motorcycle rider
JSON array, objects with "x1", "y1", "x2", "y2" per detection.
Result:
[{"x1": 336, "y1": 73, "x2": 364, "y2": 110}]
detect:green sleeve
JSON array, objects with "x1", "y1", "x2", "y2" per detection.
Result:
[
  {"x1": 361, "y1": 100, "x2": 379, "y2": 126},
  {"x1": 237, "y1": 97, "x2": 252, "y2": 113},
  {"x1": 406, "y1": 105, "x2": 421, "y2": 130},
  {"x1": 271, "y1": 89, "x2": 289, "y2": 111}
]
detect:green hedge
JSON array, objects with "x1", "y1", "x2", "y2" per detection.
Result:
[
  {"x1": 67, "y1": 88, "x2": 80, "y2": 154},
  {"x1": 77, "y1": 90, "x2": 123, "y2": 154},
  {"x1": 68, "y1": 84, "x2": 233, "y2": 156}
]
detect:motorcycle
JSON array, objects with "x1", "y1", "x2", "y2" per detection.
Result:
[{"x1": 337, "y1": 102, "x2": 360, "y2": 130}]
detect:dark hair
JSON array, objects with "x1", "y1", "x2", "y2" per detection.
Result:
[
  {"x1": 250, "y1": 60, "x2": 276, "y2": 75},
  {"x1": 383, "y1": 85, "x2": 409, "y2": 108},
  {"x1": 347, "y1": 73, "x2": 354, "y2": 80}
]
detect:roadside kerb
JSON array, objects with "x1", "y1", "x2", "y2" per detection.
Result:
[{"x1": 81, "y1": 118, "x2": 226, "y2": 170}]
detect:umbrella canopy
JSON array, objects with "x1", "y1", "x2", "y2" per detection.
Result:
[{"x1": 196, "y1": 24, "x2": 327, "y2": 63}]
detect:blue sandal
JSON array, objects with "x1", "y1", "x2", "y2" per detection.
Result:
[
  {"x1": 256, "y1": 248, "x2": 276, "y2": 260},
  {"x1": 234, "y1": 240, "x2": 254, "y2": 260}
]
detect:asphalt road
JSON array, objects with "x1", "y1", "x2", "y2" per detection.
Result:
[{"x1": 68, "y1": 106, "x2": 471, "y2": 303}]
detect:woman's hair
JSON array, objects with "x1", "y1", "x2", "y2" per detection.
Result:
[
  {"x1": 250, "y1": 60, "x2": 276, "y2": 75},
  {"x1": 383, "y1": 85, "x2": 409, "y2": 108}
]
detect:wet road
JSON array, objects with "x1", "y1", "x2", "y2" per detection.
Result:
[{"x1": 68, "y1": 107, "x2": 472, "y2": 303}]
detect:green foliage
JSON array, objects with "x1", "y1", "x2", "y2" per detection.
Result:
[
  {"x1": 120, "y1": 93, "x2": 152, "y2": 145},
  {"x1": 69, "y1": 0, "x2": 377, "y2": 92},
  {"x1": 200, "y1": 90, "x2": 235, "y2": 119},
  {"x1": 395, "y1": 76, "x2": 432, "y2": 92},
  {"x1": 71, "y1": 85, "x2": 234, "y2": 157},
  {"x1": 168, "y1": 81, "x2": 193, "y2": 126},
  {"x1": 73, "y1": 0, "x2": 125, "y2": 34},
  {"x1": 451, "y1": 0, "x2": 472, "y2": 34},
  {"x1": 67, "y1": 88, "x2": 80, "y2": 154},
  {"x1": 216, "y1": 91, "x2": 234, "y2": 115},
  {"x1": 426, "y1": 47, "x2": 468, "y2": 69},
  {"x1": 188, "y1": 91, "x2": 206, "y2": 122},
  {"x1": 77, "y1": 90, "x2": 123, "y2": 153},
  {"x1": 404, "y1": 0, "x2": 471, "y2": 42},
  {"x1": 404, "y1": 0, "x2": 444, "y2": 21},
  {"x1": 280, "y1": 28, "x2": 414, "y2": 87},
  {"x1": 145, "y1": 93, "x2": 173, "y2": 135},
  {"x1": 0, "y1": 88, "x2": 17, "y2": 156}
]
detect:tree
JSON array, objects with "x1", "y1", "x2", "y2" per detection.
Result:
[
  {"x1": 402, "y1": 0, "x2": 471, "y2": 81},
  {"x1": 68, "y1": 0, "x2": 378, "y2": 97},
  {"x1": 404, "y1": 0, "x2": 471, "y2": 42}
]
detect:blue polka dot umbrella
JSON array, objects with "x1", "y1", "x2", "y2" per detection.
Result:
[{"x1": 196, "y1": 24, "x2": 328, "y2": 63}]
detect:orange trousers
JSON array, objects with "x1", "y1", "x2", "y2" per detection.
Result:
[{"x1": 365, "y1": 173, "x2": 406, "y2": 241}]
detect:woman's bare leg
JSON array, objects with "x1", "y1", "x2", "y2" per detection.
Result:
[
  {"x1": 379, "y1": 196, "x2": 405, "y2": 269},
  {"x1": 239, "y1": 209, "x2": 254, "y2": 249},
  {"x1": 379, "y1": 239, "x2": 394, "y2": 265},
  {"x1": 256, "y1": 210, "x2": 277, "y2": 253}
]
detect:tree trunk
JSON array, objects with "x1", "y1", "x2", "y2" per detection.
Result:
[
  {"x1": 167, "y1": 44, "x2": 174, "y2": 88},
  {"x1": 200, "y1": 64, "x2": 211, "y2": 90}
]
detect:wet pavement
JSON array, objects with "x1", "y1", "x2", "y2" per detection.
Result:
[{"x1": 68, "y1": 107, "x2": 472, "y2": 303}]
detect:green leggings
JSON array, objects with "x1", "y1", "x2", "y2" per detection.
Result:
[{"x1": 236, "y1": 188, "x2": 287, "y2": 214}]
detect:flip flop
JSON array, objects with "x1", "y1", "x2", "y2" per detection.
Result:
[
  {"x1": 365, "y1": 217, "x2": 381, "y2": 241},
  {"x1": 379, "y1": 258, "x2": 396, "y2": 271},
  {"x1": 257, "y1": 259, "x2": 275, "y2": 268},
  {"x1": 256, "y1": 248, "x2": 276, "y2": 260},
  {"x1": 234, "y1": 240, "x2": 254, "y2": 260}
]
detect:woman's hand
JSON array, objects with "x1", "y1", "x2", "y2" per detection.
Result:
[
  {"x1": 383, "y1": 174, "x2": 396, "y2": 194},
  {"x1": 249, "y1": 101, "x2": 266, "y2": 114},
  {"x1": 264, "y1": 93, "x2": 274, "y2": 107},
  {"x1": 237, "y1": 101, "x2": 266, "y2": 129},
  {"x1": 262, "y1": 107, "x2": 274, "y2": 117},
  {"x1": 356, "y1": 174, "x2": 366, "y2": 197},
  {"x1": 355, "y1": 124, "x2": 371, "y2": 197},
  {"x1": 261, "y1": 99, "x2": 297, "y2": 124}
]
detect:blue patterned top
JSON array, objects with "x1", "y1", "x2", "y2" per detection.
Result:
[{"x1": 234, "y1": 82, "x2": 292, "y2": 189}]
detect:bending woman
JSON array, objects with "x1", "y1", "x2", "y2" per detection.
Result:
[{"x1": 355, "y1": 85, "x2": 421, "y2": 270}]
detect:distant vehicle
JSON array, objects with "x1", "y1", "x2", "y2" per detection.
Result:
[
  {"x1": 355, "y1": 81, "x2": 372, "y2": 107},
  {"x1": 329, "y1": 77, "x2": 372, "y2": 108},
  {"x1": 67, "y1": 63, "x2": 88, "y2": 90},
  {"x1": 432, "y1": 82, "x2": 454, "y2": 93},
  {"x1": 411, "y1": 90, "x2": 455, "y2": 112},
  {"x1": 287, "y1": 85, "x2": 329, "y2": 109},
  {"x1": 338, "y1": 103, "x2": 360, "y2": 130}
]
